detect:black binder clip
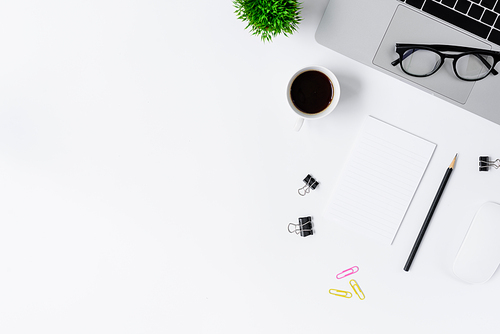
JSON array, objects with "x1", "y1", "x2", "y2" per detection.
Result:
[
  {"x1": 479, "y1": 156, "x2": 500, "y2": 171},
  {"x1": 288, "y1": 216, "x2": 314, "y2": 237},
  {"x1": 298, "y1": 174, "x2": 319, "y2": 196}
]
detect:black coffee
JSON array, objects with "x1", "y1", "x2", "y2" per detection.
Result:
[{"x1": 290, "y1": 70, "x2": 333, "y2": 114}]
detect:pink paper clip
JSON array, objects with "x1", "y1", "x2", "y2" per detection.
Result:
[{"x1": 336, "y1": 266, "x2": 359, "y2": 279}]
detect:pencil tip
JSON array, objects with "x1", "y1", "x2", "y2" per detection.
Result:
[{"x1": 450, "y1": 154, "x2": 458, "y2": 169}]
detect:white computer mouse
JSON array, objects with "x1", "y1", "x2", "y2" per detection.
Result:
[{"x1": 453, "y1": 202, "x2": 500, "y2": 284}]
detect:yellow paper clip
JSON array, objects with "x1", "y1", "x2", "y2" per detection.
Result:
[
  {"x1": 349, "y1": 279, "x2": 365, "y2": 300},
  {"x1": 328, "y1": 289, "x2": 352, "y2": 298}
]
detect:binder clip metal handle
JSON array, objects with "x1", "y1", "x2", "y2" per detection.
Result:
[
  {"x1": 479, "y1": 156, "x2": 500, "y2": 171},
  {"x1": 298, "y1": 174, "x2": 319, "y2": 196},
  {"x1": 288, "y1": 223, "x2": 301, "y2": 234}
]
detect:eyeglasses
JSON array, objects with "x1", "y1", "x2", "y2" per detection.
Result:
[{"x1": 391, "y1": 43, "x2": 500, "y2": 81}]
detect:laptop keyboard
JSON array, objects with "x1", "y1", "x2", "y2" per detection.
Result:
[{"x1": 398, "y1": 0, "x2": 500, "y2": 45}]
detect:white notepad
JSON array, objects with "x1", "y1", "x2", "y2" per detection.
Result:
[{"x1": 324, "y1": 116, "x2": 436, "y2": 244}]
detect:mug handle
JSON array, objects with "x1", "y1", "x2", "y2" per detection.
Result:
[{"x1": 294, "y1": 118, "x2": 304, "y2": 132}]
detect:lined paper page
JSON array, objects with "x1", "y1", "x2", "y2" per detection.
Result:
[{"x1": 324, "y1": 116, "x2": 436, "y2": 244}]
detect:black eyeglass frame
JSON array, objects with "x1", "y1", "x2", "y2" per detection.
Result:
[{"x1": 391, "y1": 43, "x2": 500, "y2": 81}]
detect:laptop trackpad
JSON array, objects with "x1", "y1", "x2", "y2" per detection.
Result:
[{"x1": 373, "y1": 5, "x2": 490, "y2": 104}]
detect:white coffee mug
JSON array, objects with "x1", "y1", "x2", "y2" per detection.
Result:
[{"x1": 287, "y1": 66, "x2": 340, "y2": 131}]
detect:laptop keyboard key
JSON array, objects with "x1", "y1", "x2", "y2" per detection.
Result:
[
  {"x1": 469, "y1": 4, "x2": 485, "y2": 19},
  {"x1": 455, "y1": 0, "x2": 472, "y2": 13},
  {"x1": 423, "y1": 0, "x2": 491, "y2": 38},
  {"x1": 488, "y1": 29, "x2": 500, "y2": 45},
  {"x1": 405, "y1": 0, "x2": 426, "y2": 8},
  {"x1": 481, "y1": 0, "x2": 496, "y2": 10},
  {"x1": 494, "y1": 2, "x2": 500, "y2": 13},
  {"x1": 482, "y1": 10, "x2": 498, "y2": 25},
  {"x1": 442, "y1": 0, "x2": 457, "y2": 7}
]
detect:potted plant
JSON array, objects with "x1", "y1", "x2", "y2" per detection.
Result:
[{"x1": 233, "y1": 0, "x2": 302, "y2": 42}]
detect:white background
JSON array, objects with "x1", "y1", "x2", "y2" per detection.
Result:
[{"x1": 1, "y1": 1, "x2": 500, "y2": 333}]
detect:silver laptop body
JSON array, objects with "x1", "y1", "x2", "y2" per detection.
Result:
[{"x1": 316, "y1": 0, "x2": 500, "y2": 125}]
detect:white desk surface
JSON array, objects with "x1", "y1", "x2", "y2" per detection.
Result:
[{"x1": 1, "y1": 1, "x2": 500, "y2": 333}]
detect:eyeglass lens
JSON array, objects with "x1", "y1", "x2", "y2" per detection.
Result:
[
  {"x1": 401, "y1": 49, "x2": 441, "y2": 76},
  {"x1": 455, "y1": 54, "x2": 494, "y2": 80},
  {"x1": 400, "y1": 48, "x2": 495, "y2": 80}
]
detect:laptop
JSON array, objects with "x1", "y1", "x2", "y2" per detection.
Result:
[{"x1": 316, "y1": 0, "x2": 500, "y2": 125}]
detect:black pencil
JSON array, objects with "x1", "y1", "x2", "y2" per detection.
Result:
[{"x1": 403, "y1": 154, "x2": 458, "y2": 272}]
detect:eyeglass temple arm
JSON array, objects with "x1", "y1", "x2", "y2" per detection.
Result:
[
  {"x1": 391, "y1": 48, "x2": 416, "y2": 66},
  {"x1": 391, "y1": 58, "x2": 401, "y2": 66},
  {"x1": 397, "y1": 43, "x2": 496, "y2": 53}
]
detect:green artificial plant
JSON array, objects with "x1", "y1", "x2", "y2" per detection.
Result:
[{"x1": 233, "y1": 0, "x2": 302, "y2": 42}]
